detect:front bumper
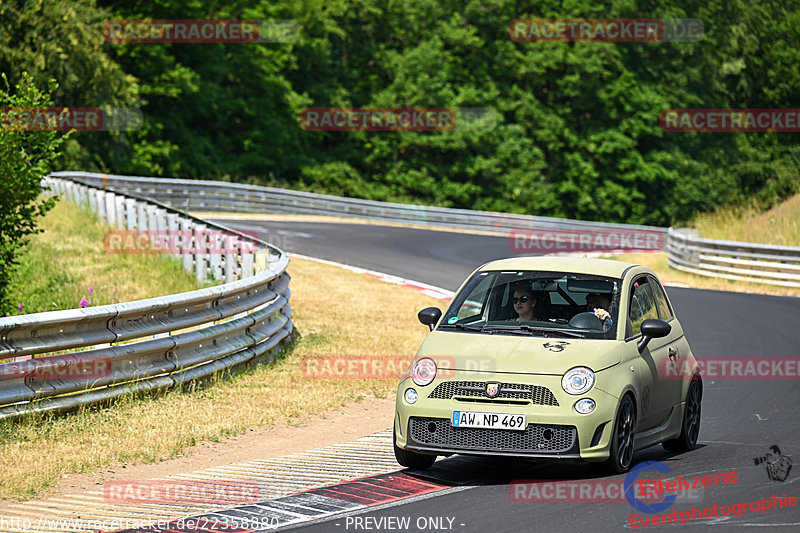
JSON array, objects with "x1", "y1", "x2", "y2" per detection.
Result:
[
  {"x1": 395, "y1": 371, "x2": 621, "y2": 461},
  {"x1": 405, "y1": 416, "x2": 580, "y2": 458}
]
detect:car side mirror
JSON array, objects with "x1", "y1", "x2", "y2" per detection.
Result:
[
  {"x1": 418, "y1": 307, "x2": 442, "y2": 331},
  {"x1": 637, "y1": 319, "x2": 671, "y2": 353}
]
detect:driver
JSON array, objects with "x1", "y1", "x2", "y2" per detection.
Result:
[
  {"x1": 586, "y1": 292, "x2": 613, "y2": 332},
  {"x1": 511, "y1": 286, "x2": 543, "y2": 322}
]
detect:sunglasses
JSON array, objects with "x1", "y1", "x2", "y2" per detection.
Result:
[{"x1": 513, "y1": 295, "x2": 530, "y2": 304}]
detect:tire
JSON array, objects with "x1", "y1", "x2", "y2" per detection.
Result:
[
  {"x1": 663, "y1": 377, "x2": 702, "y2": 452},
  {"x1": 393, "y1": 428, "x2": 436, "y2": 470},
  {"x1": 604, "y1": 394, "x2": 637, "y2": 474}
]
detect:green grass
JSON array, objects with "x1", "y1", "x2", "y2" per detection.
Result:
[{"x1": 4, "y1": 197, "x2": 207, "y2": 315}]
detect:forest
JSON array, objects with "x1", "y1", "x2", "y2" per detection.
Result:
[{"x1": 1, "y1": 0, "x2": 798, "y2": 226}]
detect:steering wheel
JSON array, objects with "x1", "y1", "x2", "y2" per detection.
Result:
[{"x1": 568, "y1": 311, "x2": 604, "y2": 331}]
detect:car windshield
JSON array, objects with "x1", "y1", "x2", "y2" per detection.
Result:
[{"x1": 439, "y1": 270, "x2": 621, "y2": 339}]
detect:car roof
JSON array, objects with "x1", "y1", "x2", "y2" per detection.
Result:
[{"x1": 477, "y1": 256, "x2": 641, "y2": 278}]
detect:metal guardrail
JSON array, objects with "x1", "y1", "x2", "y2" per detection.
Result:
[
  {"x1": 0, "y1": 177, "x2": 293, "y2": 420},
  {"x1": 49, "y1": 171, "x2": 669, "y2": 238},
  {"x1": 49, "y1": 171, "x2": 800, "y2": 288},
  {"x1": 667, "y1": 228, "x2": 800, "y2": 288}
]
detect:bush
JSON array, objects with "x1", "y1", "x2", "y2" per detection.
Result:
[{"x1": 0, "y1": 72, "x2": 67, "y2": 315}]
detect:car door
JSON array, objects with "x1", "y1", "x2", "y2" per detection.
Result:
[
  {"x1": 648, "y1": 275, "x2": 684, "y2": 410},
  {"x1": 626, "y1": 276, "x2": 672, "y2": 430}
]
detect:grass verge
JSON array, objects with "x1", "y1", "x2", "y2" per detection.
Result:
[
  {"x1": 689, "y1": 193, "x2": 800, "y2": 247},
  {"x1": 608, "y1": 252, "x2": 800, "y2": 297},
  {"x1": 0, "y1": 256, "x2": 441, "y2": 501},
  {"x1": 4, "y1": 197, "x2": 205, "y2": 315}
]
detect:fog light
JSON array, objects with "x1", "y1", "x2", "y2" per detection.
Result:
[
  {"x1": 404, "y1": 388, "x2": 418, "y2": 404},
  {"x1": 574, "y1": 398, "x2": 596, "y2": 414}
]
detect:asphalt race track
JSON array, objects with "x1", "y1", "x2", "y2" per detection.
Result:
[{"x1": 220, "y1": 218, "x2": 800, "y2": 532}]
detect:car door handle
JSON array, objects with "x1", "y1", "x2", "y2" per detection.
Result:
[{"x1": 668, "y1": 348, "x2": 678, "y2": 358}]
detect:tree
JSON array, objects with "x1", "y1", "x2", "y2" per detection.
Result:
[{"x1": 0, "y1": 72, "x2": 67, "y2": 314}]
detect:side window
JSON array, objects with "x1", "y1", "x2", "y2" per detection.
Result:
[
  {"x1": 648, "y1": 275, "x2": 674, "y2": 321},
  {"x1": 456, "y1": 275, "x2": 493, "y2": 320},
  {"x1": 629, "y1": 278, "x2": 659, "y2": 335}
]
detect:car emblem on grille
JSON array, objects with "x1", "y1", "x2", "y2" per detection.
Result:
[{"x1": 485, "y1": 382, "x2": 500, "y2": 397}]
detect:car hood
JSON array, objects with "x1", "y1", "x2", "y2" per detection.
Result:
[{"x1": 414, "y1": 330, "x2": 622, "y2": 376}]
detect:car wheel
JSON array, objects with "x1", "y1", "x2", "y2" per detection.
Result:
[
  {"x1": 663, "y1": 377, "x2": 702, "y2": 452},
  {"x1": 393, "y1": 428, "x2": 436, "y2": 470},
  {"x1": 605, "y1": 394, "x2": 636, "y2": 474}
]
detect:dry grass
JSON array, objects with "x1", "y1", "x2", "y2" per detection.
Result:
[
  {"x1": 608, "y1": 252, "x2": 800, "y2": 297},
  {"x1": 689, "y1": 193, "x2": 800, "y2": 247},
  {"x1": 0, "y1": 257, "x2": 441, "y2": 501},
  {"x1": 622, "y1": 192, "x2": 800, "y2": 297}
]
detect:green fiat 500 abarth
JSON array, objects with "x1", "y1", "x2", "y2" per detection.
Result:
[{"x1": 394, "y1": 257, "x2": 702, "y2": 474}]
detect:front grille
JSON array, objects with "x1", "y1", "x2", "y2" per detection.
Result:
[
  {"x1": 428, "y1": 381, "x2": 559, "y2": 406},
  {"x1": 408, "y1": 417, "x2": 576, "y2": 453}
]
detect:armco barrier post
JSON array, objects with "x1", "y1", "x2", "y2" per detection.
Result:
[
  {"x1": 136, "y1": 201, "x2": 147, "y2": 232},
  {"x1": 88, "y1": 185, "x2": 98, "y2": 214},
  {"x1": 146, "y1": 205, "x2": 158, "y2": 236},
  {"x1": 125, "y1": 198, "x2": 137, "y2": 230},
  {"x1": 167, "y1": 213, "x2": 179, "y2": 259},
  {"x1": 115, "y1": 195, "x2": 126, "y2": 229},
  {"x1": 194, "y1": 224, "x2": 209, "y2": 285},
  {"x1": 105, "y1": 192, "x2": 117, "y2": 226},
  {"x1": 242, "y1": 247, "x2": 254, "y2": 278},
  {"x1": 77, "y1": 184, "x2": 88, "y2": 208},
  {"x1": 225, "y1": 235, "x2": 239, "y2": 283},
  {"x1": 209, "y1": 231, "x2": 222, "y2": 281},
  {"x1": 66, "y1": 181, "x2": 76, "y2": 204},
  {"x1": 156, "y1": 207, "x2": 168, "y2": 236},
  {"x1": 179, "y1": 217, "x2": 194, "y2": 273},
  {"x1": 97, "y1": 190, "x2": 107, "y2": 220}
]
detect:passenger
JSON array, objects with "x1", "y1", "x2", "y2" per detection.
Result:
[
  {"x1": 511, "y1": 286, "x2": 540, "y2": 322},
  {"x1": 586, "y1": 292, "x2": 613, "y2": 332}
]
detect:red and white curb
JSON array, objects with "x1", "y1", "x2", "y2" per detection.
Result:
[{"x1": 112, "y1": 472, "x2": 452, "y2": 532}]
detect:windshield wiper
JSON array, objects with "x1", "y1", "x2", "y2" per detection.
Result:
[
  {"x1": 481, "y1": 325, "x2": 547, "y2": 337},
  {"x1": 539, "y1": 328, "x2": 586, "y2": 338},
  {"x1": 438, "y1": 323, "x2": 488, "y2": 333},
  {"x1": 483, "y1": 325, "x2": 586, "y2": 338}
]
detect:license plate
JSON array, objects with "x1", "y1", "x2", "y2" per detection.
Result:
[{"x1": 451, "y1": 411, "x2": 526, "y2": 431}]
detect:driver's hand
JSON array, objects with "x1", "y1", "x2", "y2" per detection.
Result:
[{"x1": 593, "y1": 308, "x2": 610, "y2": 321}]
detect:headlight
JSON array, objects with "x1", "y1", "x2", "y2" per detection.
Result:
[
  {"x1": 574, "y1": 398, "x2": 596, "y2": 414},
  {"x1": 404, "y1": 388, "x2": 418, "y2": 404},
  {"x1": 562, "y1": 367, "x2": 595, "y2": 395},
  {"x1": 412, "y1": 358, "x2": 437, "y2": 386}
]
